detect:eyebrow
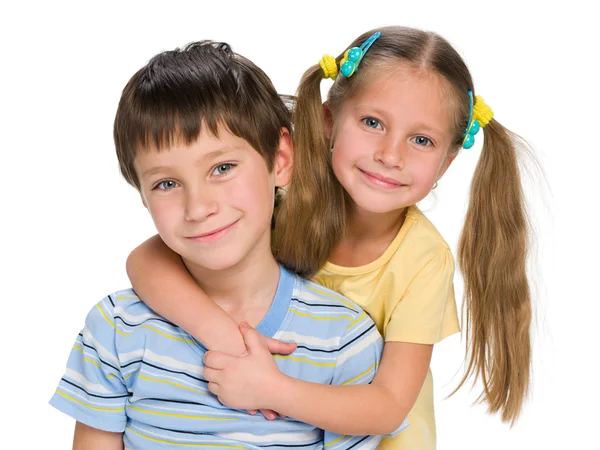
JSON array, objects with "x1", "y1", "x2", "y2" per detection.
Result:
[
  {"x1": 411, "y1": 122, "x2": 446, "y2": 135},
  {"x1": 195, "y1": 147, "x2": 241, "y2": 166},
  {"x1": 353, "y1": 104, "x2": 446, "y2": 135},
  {"x1": 353, "y1": 104, "x2": 388, "y2": 118},
  {"x1": 140, "y1": 147, "x2": 241, "y2": 180}
]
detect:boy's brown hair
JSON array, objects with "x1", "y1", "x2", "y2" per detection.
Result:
[{"x1": 113, "y1": 41, "x2": 291, "y2": 190}]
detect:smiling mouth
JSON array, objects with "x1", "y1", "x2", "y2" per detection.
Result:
[
  {"x1": 359, "y1": 169, "x2": 406, "y2": 189},
  {"x1": 187, "y1": 219, "x2": 240, "y2": 243}
]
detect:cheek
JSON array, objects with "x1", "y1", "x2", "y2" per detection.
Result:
[
  {"x1": 333, "y1": 127, "x2": 375, "y2": 163},
  {"x1": 330, "y1": 149, "x2": 353, "y2": 188},
  {"x1": 331, "y1": 150, "x2": 343, "y2": 176},
  {"x1": 146, "y1": 199, "x2": 179, "y2": 235},
  {"x1": 411, "y1": 158, "x2": 441, "y2": 185},
  {"x1": 331, "y1": 135, "x2": 359, "y2": 173},
  {"x1": 228, "y1": 171, "x2": 274, "y2": 217}
]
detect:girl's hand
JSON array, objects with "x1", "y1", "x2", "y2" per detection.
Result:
[
  {"x1": 246, "y1": 408, "x2": 286, "y2": 421},
  {"x1": 203, "y1": 322, "x2": 294, "y2": 416}
]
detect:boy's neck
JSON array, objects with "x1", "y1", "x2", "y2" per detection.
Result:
[{"x1": 183, "y1": 245, "x2": 281, "y2": 328}]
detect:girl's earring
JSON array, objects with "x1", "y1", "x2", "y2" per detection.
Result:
[{"x1": 432, "y1": 181, "x2": 438, "y2": 190}]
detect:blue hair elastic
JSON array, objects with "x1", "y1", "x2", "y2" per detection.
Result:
[
  {"x1": 462, "y1": 90, "x2": 480, "y2": 149},
  {"x1": 340, "y1": 32, "x2": 382, "y2": 77}
]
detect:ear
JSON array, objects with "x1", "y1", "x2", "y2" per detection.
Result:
[
  {"x1": 274, "y1": 127, "x2": 294, "y2": 188},
  {"x1": 323, "y1": 102, "x2": 333, "y2": 140},
  {"x1": 436, "y1": 151, "x2": 458, "y2": 180}
]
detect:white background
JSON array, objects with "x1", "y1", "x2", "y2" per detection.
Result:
[{"x1": 1, "y1": 0, "x2": 599, "y2": 448}]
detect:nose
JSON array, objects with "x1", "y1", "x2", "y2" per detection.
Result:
[
  {"x1": 184, "y1": 186, "x2": 219, "y2": 222},
  {"x1": 374, "y1": 135, "x2": 406, "y2": 169}
]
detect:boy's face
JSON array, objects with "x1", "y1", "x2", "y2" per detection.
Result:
[{"x1": 134, "y1": 125, "x2": 292, "y2": 274}]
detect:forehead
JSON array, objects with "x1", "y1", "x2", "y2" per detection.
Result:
[
  {"x1": 349, "y1": 66, "x2": 455, "y2": 129},
  {"x1": 133, "y1": 126, "x2": 255, "y2": 176}
]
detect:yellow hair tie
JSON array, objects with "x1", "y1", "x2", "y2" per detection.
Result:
[
  {"x1": 319, "y1": 54, "x2": 338, "y2": 80},
  {"x1": 472, "y1": 96, "x2": 493, "y2": 127},
  {"x1": 463, "y1": 92, "x2": 494, "y2": 149}
]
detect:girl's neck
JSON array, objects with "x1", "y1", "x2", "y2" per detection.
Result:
[{"x1": 329, "y1": 205, "x2": 408, "y2": 267}]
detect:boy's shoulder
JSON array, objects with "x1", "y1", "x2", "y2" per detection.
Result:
[
  {"x1": 102, "y1": 288, "x2": 159, "y2": 318},
  {"x1": 85, "y1": 288, "x2": 192, "y2": 356},
  {"x1": 284, "y1": 275, "x2": 383, "y2": 382},
  {"x1": 89, "y1": 288, "x2": 174, "y2": 331},
  {"x1": 290, "y1": 276, "x2": 375, "y2": 330}
]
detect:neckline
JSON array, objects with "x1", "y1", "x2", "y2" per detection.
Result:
[
  {"x1": 187, "y1": 264, "x2": 294, "y2": 352},
  {"x1": 254, "y1": 265, "x2": 294, "y2": 338}
]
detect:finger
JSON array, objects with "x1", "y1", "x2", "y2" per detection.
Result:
[
  {"x1": 247, "y1": 409, "x2": 258, "y2": 415},
  {"x1": 203, "y1": 367, "x2": 220, "y2": 383},
  {"x1": 265, "y1": 337, "x2": 297, "y2": 355},
  {"x1": 260, "y1": 409, "x2": 277, "y2": 421},
  {"x1": 277, "y1": 413, "x2": 287, "y2": 419},
  {"x1": 204, "y1": 350, "x2": 233, "y2": 369},
  {"x1": 239, "y1": 322, "x2": 269, "y2": 354},
  {"x1": 207, "y1": 381, "x2": 219, "y2": 396}
]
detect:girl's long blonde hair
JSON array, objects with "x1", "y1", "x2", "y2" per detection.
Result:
[{"x1": 274, "y1": 26, "x2": 532, "y2": 424}]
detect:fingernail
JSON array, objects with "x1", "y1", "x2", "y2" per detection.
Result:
[{"x1": 240, "y1": 322, "x2": 249, "y2": 329}]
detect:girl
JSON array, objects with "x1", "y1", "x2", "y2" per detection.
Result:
[{"x1": 126, "y1": 26, "x2": 532, "y2": 449}]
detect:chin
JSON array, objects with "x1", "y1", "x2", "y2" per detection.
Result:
[
  {"x1": 362, "y1": 204, "x2": 402, "y2": 214},
  {"x1": 350, "y1": 192, "x2": 400, "y2": 214},
  {"x1": 179, "y1": 250, "x2": 244, "y2": 273},
  {"x1": 202, "y1": 254, "x2": 246, "y2": 271}
]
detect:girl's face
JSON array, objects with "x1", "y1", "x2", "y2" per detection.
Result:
[{"x1": 329, "y1": 67, "x2": 457, "y2": 215}]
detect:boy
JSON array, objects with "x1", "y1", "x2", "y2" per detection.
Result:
[{"x1": 49, "y1": 41, "x2": 392, "y2": 449}]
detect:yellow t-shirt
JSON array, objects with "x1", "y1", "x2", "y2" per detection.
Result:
[{"x1": 313, "y1": 205, "x2": 460, "y2": 450}]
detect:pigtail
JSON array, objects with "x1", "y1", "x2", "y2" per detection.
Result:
[
  {"x1": 456, "y1": 119, "x2": 532, "y2": 424},
  {"x1": 273, "y1": 66, "x2": 346, "y2": 278}
]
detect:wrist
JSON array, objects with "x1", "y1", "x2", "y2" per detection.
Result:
[
  {"x1": 191, "y1": 316, "x2": 246, "y2": 356},
  {"x1": 267, "y1": 372, "x2": 296, "y2": 413}
]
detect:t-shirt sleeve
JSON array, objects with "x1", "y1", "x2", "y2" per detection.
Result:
[
  {"x1": 49, "y1": 295, "x2": 129, "y2": 433},
  {"x1": 323, "y1": 312, "x2": 409, "y2": 448},
  {"x1": 385, "y1": 248, "x2": 460, "y2": 344}
]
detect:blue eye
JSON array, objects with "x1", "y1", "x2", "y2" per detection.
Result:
[
  {"x1": 362, "y1": 117, "x2": 382, "y2": 129},
  {"x1": 155, "y1": 180, "x2": 179, "y2": 190},
  {"x1": 412, "y1": 136, "x2": 432, "y2": 147},
  {"x1": 212, "y1": 163, "x2": 234, "y2": 176}
]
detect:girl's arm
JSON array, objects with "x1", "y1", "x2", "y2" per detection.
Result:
[
  {"x1": 274, "y1": 342, "x2": 432, "y2": 435},
  {"x1": 73, "y1": 422, "x2": 123, "y2": 450},
  {"x1": 204, "y1": 325, "x2": 432, "y2": 435},
  {"x1": 127, "y1": 236, "x2": 296, "y2": 358},
  {"x1": 126, "y1": 234, "x2": 246, "y2": 355},
  {"x1": 128, "y1": 236, "x2": 296, "y2": 421}
]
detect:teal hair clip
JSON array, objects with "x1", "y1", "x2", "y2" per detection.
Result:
[
  {"x1": 340, "y1": 31, "x2": 382, "y2": 78},
  {"x1": 462, "y1": 90, "x2": 481, "y2": 149}
]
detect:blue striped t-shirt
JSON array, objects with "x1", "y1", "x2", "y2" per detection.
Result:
[{"x1": 50, "y1": 265, "x2": 407, "y2": 449}]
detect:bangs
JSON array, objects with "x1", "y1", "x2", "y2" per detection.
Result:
[
  {"x1": 114, "y1": 41, "x2": 291, "y2": 189},
  {"x1": 122, "y1": 72, "x2": 240, "y2": 153}
]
